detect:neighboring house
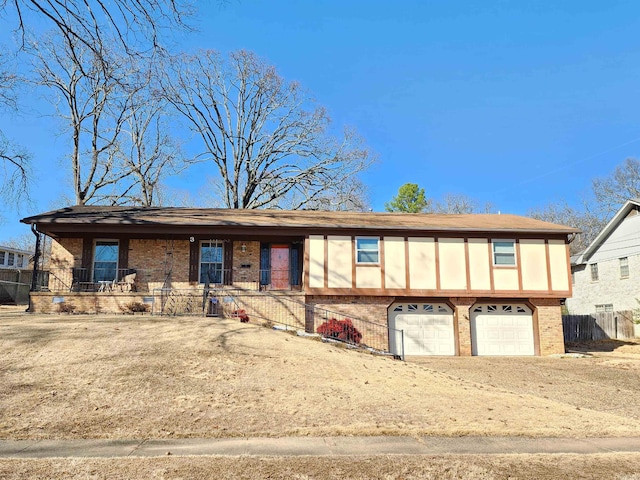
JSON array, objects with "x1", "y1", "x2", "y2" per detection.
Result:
[
  {"x1": 567, "y1": 199, "x2": 640, "y2": 315},
  {"x1": 21, "y1": 206, "x2": 577, "y2": 356},
  {"x1": 0, "y1": 245, "x2": 31, "y2": 270}
]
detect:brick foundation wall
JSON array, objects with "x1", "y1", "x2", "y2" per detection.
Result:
[
  {"x1": 530, "y1": 298, "x2": 565, "y2": 355},
  {"x1": 30, "y1": 292, "x2": 153, "y2": 314},
  {"x1": 304, "y1": 295, "x2": 394, "y2": 352}
]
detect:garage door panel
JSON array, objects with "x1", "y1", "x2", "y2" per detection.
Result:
[
  {"x1": 389, "y1": 303, "x2": 455, "y2": 356},
  {"x1": 471, "y1": 303, "x2": 534, "y2": 356}
]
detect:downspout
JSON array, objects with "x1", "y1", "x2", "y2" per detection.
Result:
[{"x1": 29, "y1": 224, "x2": 42, "y2": 312}]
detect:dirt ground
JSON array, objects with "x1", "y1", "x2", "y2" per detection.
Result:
[
  {"x1": 2, "y1": 307, "x2": 640, "y2": 440},
  {"x1": 2, "y1": 453, "x2": 640, "y2": 480}
]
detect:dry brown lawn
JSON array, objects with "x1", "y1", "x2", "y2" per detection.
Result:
[{"x1": 2, "y1": 306, "x2": 640, "y2": 440}]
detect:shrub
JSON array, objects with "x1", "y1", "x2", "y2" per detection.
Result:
[
  {"x1": 316, "y1": 318, "x2": 362, "y2": 344},
  {"x1": 122, "y1": 301, "x2": 149, "y2": 314},
  {"x1": 57, "y1": 302, "x2": 76, "y2": 314},
  {"x1": 232, "y1": 309, "x2": 250, "y2": 323}
]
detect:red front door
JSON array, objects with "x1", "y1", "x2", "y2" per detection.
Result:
[{"x1": 270, "y1": 245, "x2": 290, "y2": 290}]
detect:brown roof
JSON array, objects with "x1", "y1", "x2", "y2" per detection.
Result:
[{"x1": 21, "y1": 206, "x2": 579, "y2": 236}]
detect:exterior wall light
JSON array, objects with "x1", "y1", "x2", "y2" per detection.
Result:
[{"x1": 241, "y1": 243, "x2": 247, "y2": 252}]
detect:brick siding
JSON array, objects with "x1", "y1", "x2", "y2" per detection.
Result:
[{"x1": 530, "y1": 298, "x2": 565, "y2": 355}]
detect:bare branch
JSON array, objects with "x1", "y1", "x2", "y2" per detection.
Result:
[{"x1": 162, "y1": 49, "x2": 373, "y2": 210}]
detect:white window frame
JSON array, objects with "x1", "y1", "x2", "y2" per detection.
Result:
[
  {"x1": 0, "y1": 251, "x2": 4, "y2": 266},
  {"x1": 620, "y1": 257, "x2": 629, "y2": 279},
  {"x1": 590, "y1": 263, "x2": 599, "y2": 282},
  {"x1": 492, "y1": 240, "x2": 516, "y2": 266},
  {"x1": 7, "y1": 252, "x2": 14, "y2": 267},
  {"x1": 93, "y1": 240, "x2": 119, "y2": 282},
  {"x1": 355, "y1": 237, "x2": 380, "y2": 265},
  {"x1": 199, "y1": 240, "x2": 225, "y2": 284}
]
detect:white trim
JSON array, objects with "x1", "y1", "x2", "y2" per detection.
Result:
[
  {"x1": 355, "y1": 236, "x2": 380, "y2": 265},
  {"x1": 93, "y1": 239, "x2": 119, "y2": 282},
  {"x1": 198, "y1": 239, "x2": 225, "y2": 284},
  {"x1": 491, "y1": 239, "x2": 516, "y2": 267}
]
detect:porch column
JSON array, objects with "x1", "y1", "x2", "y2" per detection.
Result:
[
  {"x1": 529, "y1": 298, "x2": 564, "y2": 356},
  {"x1": 450, "y1": 297, "x2": 477, "y2": 356}
]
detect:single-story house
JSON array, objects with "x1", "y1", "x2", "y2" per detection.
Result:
[
  {"x1": 0, "y1": 245, "x2": 31, "y2": 270},
  {"x1": 567, "y1": 199, "x2": 640, "y2": 315},
  {"x1": 21, "y1": 206, "x2": 577, "y2": 356}
]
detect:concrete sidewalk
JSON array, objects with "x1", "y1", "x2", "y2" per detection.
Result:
[{"x1": 2, "y1": 436, "x2": 640, "y2": 458}]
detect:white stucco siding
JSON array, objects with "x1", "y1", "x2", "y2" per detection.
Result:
[
  {"x1": 384, "y1": 237, "x2": 406, "y2": 289},
  {"x1": 548, "y1": 240, "x2": 569, "y2": 292},
  {"x1": 492, "y1": 268, "x2": 519, "y2": 291},
  {"x1": 566, "y1": 253, "x2": 640, "y2": 314},
  {"x1": 327, "y1": 236, "x2": 352, "y2": 288},
  {"x1": 438, "y1": 238, "x2": 467, "y2": 290},
  {"x1": 519, "y1": 240, "x2": 548, "y2": 291},
  {"x1": 308, "y1": 235, "x2": 325, "y2": 288},
  {"x1": 408, "y1": 238, "x2": 437, "y2": 289},
  {"x1": 468, "y1": 239, "x2": 491, "y2": 290}
]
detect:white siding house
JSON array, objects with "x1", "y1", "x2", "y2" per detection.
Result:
[
  {"x1": 0, "y1": 245, "x2": 31, "y2": 270},
  {"x1": 567, "y1": 200, "x2": 640, "y2": 314}
]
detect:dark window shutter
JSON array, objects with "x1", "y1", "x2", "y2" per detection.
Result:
[
  {"x1": 81, "y1": 238, "x2": 93, "y2": 270},
  {"x1": 118, "y1": 238, "x2": 129, "y2": 274},
  {"x1": 223, "y1": 240, "x2": 233, "y2": 285},
  {"x1": 290, "y1": 244, "x2": 301, "y2": 286},
  {"x1": 189, "y1": 241, "x2": 199, "y2": 283},
  {"x1": 260, "y1": 243, "x2": 270, "y2": 285}
]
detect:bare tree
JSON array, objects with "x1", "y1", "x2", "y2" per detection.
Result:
[
  {"x1": 32, "y1": 32, "x2": 135, "y2": 205},
  {"x1": 592, "y1": 158, "x2": 640, "y2": 218},
  {"x1": 163, "y1": 50, "x2": 372, "y2": 210},
  {"x1": 4, "y1": 0, "x2": 192, "y2": 56},
  {"x1": 115, "y1": 56, "x2": 186, "y2": 206},
  {"x1": 285, "y1": 176, "x2": 371, "y2": 212},
  {"x1": 528, "y1": 201, "x2": 604, "y2": 254},
  {"x1": 0, "y1": 51, "x2": 31, "y2": 209},
  {"x1": 0, "y1": 132, "x2": 30, "y2": 207},
  {"x1": 431, "y1": 193, "x2": 494, "y2": 214}
]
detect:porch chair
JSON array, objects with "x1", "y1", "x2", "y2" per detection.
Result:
[{"x1": 116, "y1": 272, "x2": 137, "y2": 292}]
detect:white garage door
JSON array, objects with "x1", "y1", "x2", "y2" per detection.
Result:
[
  {"x1": 471, "y1": 304, "x2": 534, "y2": 356},
  {"x1": 388, "y1": 303, "x2": 455, "y2": 356}
]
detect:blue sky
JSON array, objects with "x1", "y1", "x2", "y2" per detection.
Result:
[{"x1": 2, "y1": 0, "x2": 640, "y2": 240}]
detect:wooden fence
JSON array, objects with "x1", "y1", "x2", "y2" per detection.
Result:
[
  {"x1": 0, "y1": 269, "x2": 32, "y2": 305},
  {"x1": 562, "y1": 310, "x2": 635, "y2": 342}
]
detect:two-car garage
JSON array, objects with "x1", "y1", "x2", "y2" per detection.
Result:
[{"x1": 388, "y1": 301, "x2": 536, "y2": 357}]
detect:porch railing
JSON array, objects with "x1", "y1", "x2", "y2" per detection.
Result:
[{"x1": 36, "y1": 267, "x2": 303, "y2": 293}]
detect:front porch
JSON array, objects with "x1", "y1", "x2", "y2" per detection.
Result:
[{"x1": 40, "y1": 238, "x2": 305, "y2": 295}]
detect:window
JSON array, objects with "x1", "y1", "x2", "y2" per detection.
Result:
[
  {"x1": 595, "y1": 304, "x2": 613, "y2": 313},
  {"x1": 17, "y1": 254, "x2": 24, "y2": 268},
  {"x1": 200, "y1": 241, "x2": 224, "y2": 284},
  {"x1": 356, "y1": 237, "x2": 379, "y2": 264},
  {"x1": 620, "y1": 257, "x2": 629, "y2": 279},
  {"x1": 590, "y1": 263, "x2": 599, "y2": 282},
  {"x1": 0, "y1": 251, "x2": 5, "y2": 265},
  {"x1": 7, "y1": 253, "x2": 14, "y2": 266},
  {"x1": 93, "y1": 241, "x2": 119, "y2": 281},
  {"x1": 493, "y1": 240, "x2": 515, "y2": 266}
]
